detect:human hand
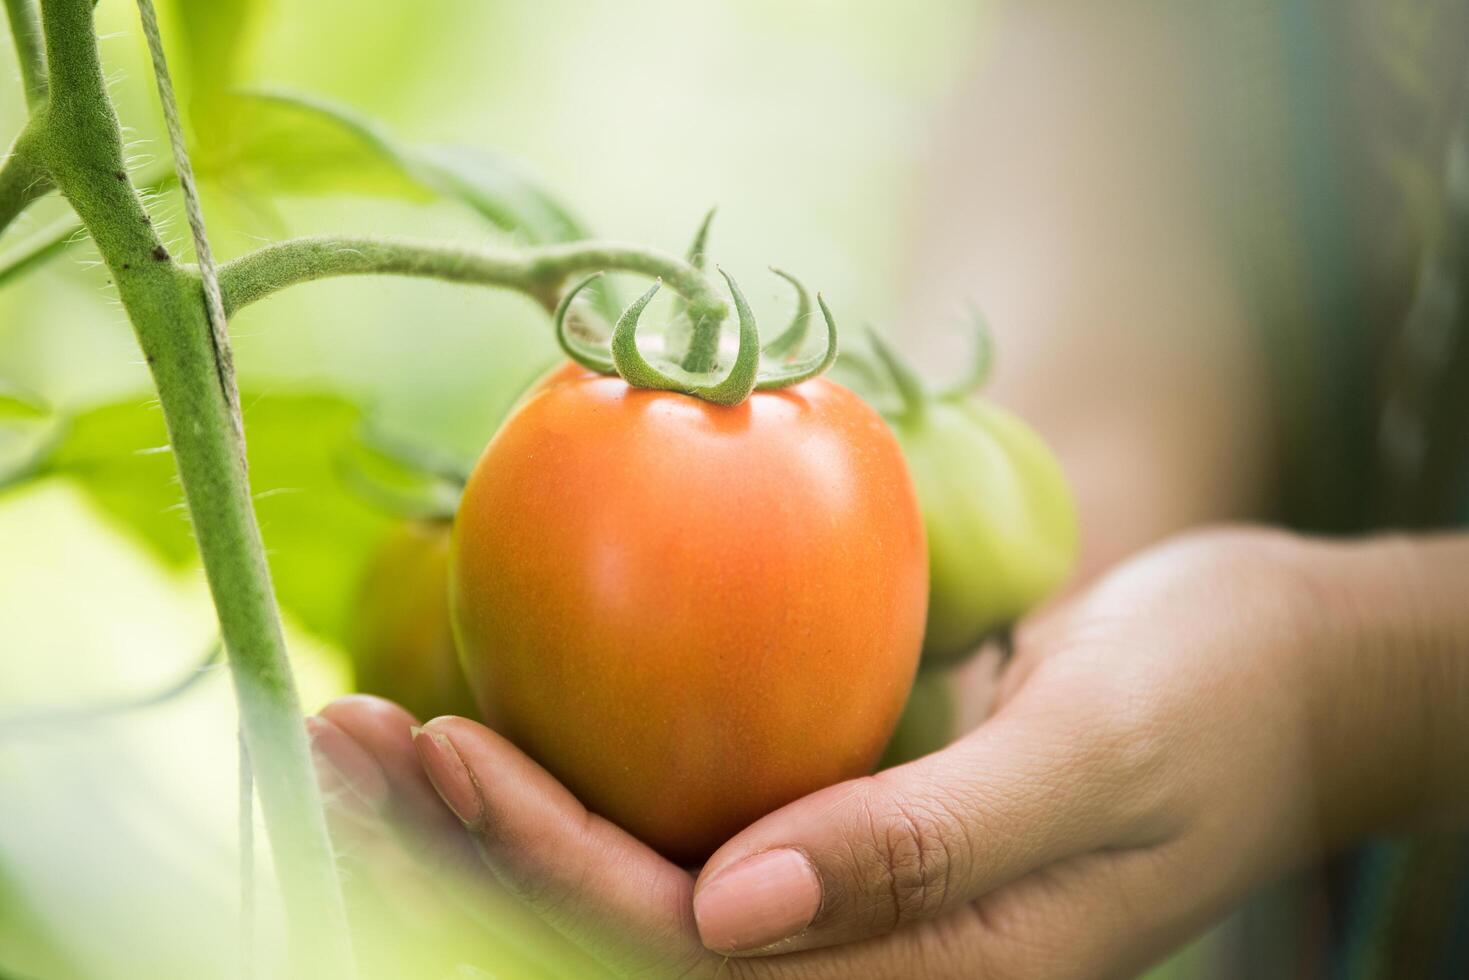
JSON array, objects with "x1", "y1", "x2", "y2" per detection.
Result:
[{"x1": 312, "y1": 527, "x2": 1469, "y2": 978}]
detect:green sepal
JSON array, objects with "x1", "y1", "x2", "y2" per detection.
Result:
[
  {"x1": 756, "y1": 292, "x2": 839, "y2": 390},
  {"x1": 935, "y1": 305, "x2": 994, "y2": 400},
  {"x1": 609, "y1": 271, "x2": 759, "y2": 407},
  {"x1": 685, "y1": 207, "x2": 716, "y2": 270},
  {"x1": 760, "y1": 266, "x2": 812, "y2": 360},
  {"x1": 553, "y1": 273, "x2": 616, "y2": 374},
  {"x1": 866, "y1": 326, "x2": 930, "y2": 422},
  {"x1": 702, "y1": 269, "x2": 761, "y2": 405}
]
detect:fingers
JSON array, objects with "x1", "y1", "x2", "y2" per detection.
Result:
[
  {"x1": 692, "y1": 691, "x2": 1151, "y2": 957},
  {"x1": 306, "y1": 712, "x2": 389, "y2": 819},
  {"x1": 413, "y1": 715, "x2": 706, "y2": 977},
  {"x1": 312, "y1": 698, "x2": 606, "y2": 978},
  {"x1": 954, "y1": 841, "x2": 1213, "y2": 980},
  {"x1": 740, "y1": 842, "x2": 1207, "y2": 980},
  {"x1": 315, "y1": 695, "x2": 480, "y2": 871}
]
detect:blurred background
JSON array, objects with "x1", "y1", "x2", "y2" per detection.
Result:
[{"x1": 4, "y1": 0, "x2": 1466, "y2": 977}]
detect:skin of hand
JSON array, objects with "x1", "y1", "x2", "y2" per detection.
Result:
[{"x1": 310, "y1": 526, "x2": 1469, "y2": 979}]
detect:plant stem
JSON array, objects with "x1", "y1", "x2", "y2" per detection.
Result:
[
  {"x1": 3, "y1": 0, "x2": 47, "y2": 109},
  {"x1": 217, "y1": 233, "x2": 729, "y2": 325},
  {"x1": 0, "y1": 121, "x2": 53, "y2": 238},
  {"x1": 680, "y1": 301, "x2": 723, "y2": 374},
  {"x1": 33, "y1": 1, "x2": 354, "y2": 975},
  {"x1": 0, "y1": 175, "x2": 172, "y2": 290}
]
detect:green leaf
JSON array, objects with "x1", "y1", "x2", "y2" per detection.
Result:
[
  {"x1": 214, "y1": 89, "x2": 593, "y2": 246},
  {"x1": 199, "y1": 91, "x2": 432, "y2": 201},
  {"x1": 163, "y1": 0, "x2": 265, "y2": 123},
  {"x1": 36, "y1": 392, "x2": 392, "y2": 645},
  {"x1": 410, "y1": 144, "x2": 591, "y2": 243},
  {"x1": 204, "y1": 89, "x2": 622, "y2": 321}
]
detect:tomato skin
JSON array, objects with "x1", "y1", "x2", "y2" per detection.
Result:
[
  {"x1": 349, "y1": 520, "x2": 478, "y2": 722},
  {"x1": 518, "y1": 359, "x2": 597, "y2": 405},
  {"x1": 453, "y1": 376, "x2": 927, "y2": 863},
  {"x1": 894, "y1": 399, "x2": 1077, "y2": 663}
]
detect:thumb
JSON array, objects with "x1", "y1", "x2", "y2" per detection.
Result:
[{"x1": 691, "y1": 702, "x2": 1147, "y2": 956}]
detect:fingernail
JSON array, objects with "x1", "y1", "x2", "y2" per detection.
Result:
[
  {"x1": 412, "y1": 725, "x2": 483, "y2": 825},
  {"x1": 305, "y1": 715, "x2": 388, "y2": 812},
  {"x1": 694, "y1": 849, "x2": 822, "y2": 953}
]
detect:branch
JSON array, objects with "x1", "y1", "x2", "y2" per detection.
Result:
[
  {"x1": 4, "y1": 0, "x2": 47, "y2": 109},
  {"x1": 0, "y1": 121, "x2": 53, "y2": 239},
  {"x1": 217, "y1": 234, "x2": 730, "y2": 324},
  {"x1": 34, "y1": 0, "x2": 355, "y2": 974},
  {"x1": 0, "y1": 175, "x2": 172, "y2": 291}
]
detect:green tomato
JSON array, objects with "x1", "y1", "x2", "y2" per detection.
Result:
[
  {"x1": 878, "y1": 666, "x2": 957, "y2": 768},
  {"x1": 348, "y1": 519, "x2": 478, "y2": 722},
  {"x1": 867, "y1": 324, "x2": 1078, "y2": 663}
]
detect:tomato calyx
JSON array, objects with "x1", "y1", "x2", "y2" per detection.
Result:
[
  {"x1": 860, "y1": 310, "x2": 1079, "y2": 663},
  {"x1": 861, "y1": 306, "x2": 994, "y2": 421},
  {"x1": 549, "y1": 213, "x2": 839, "y2": 407},
  {"x1": 933, "y1": 306, "x2": 995, "y2": 401}
]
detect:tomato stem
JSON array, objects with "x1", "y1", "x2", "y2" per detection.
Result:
[
  {"x1": 30, "y1": 0, "x2": 357, "y2": 972},
  {"x1": 0, "y1": 119, "x2": 53, "y2": 239},
  {"x1": 663, "y1": 207, "x2": 717, "y2": 360},
  {"x1": 2, "y1": 0, "x2": 48, "y2": 110},
  {"x1": 218, "y1": 235, "x2": 728, "y2": 322}
]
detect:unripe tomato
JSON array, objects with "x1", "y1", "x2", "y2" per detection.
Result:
[
  {"x1": 453, "y1": 375, "x2": 927, "y2": 863},
  {"x1": 867, "y1": 331, "x2": 1077, "y2": 663},
  {"x1": 877, "y1": 666, "x2": 956, "y2": 769},
  {"x1": 348, "y1": 520, "x2": 478, "y2": 722},
  {"x1": 899, "y1": 399, "x2": 1076, "y2": 662}
]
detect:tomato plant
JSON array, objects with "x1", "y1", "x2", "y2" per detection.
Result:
[
  {"x1": 0, "y1": 0, "x2": 884, "y2": 955},
  {"x1": 452, "y1": 277, "x2": 928, "y2": 862},
  {"x1": 0, "y1": 0, "x2": 1070, "y2": 969}
]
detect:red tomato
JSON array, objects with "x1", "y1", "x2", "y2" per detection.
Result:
[{"x1": 453, "y1": 374, "x2": 927, "y2": 862}]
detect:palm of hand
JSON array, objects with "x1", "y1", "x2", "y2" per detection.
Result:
[{"x1": 312, "y1": 529, "x2": 1321, "y2": 980}]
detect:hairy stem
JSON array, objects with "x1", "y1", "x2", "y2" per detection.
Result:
[
  {"x1": 0, "y1": 121, "x2": 53, "y2": 238},
  {"x1": 217, "y1": 233, "x2": 729, "y2": 325},
  {"x1": 0, "y1": 175, "x2": 172, "y2": 290},
  {"x1": 34, "y1": 0, "x2": 354, "y2": 974},
  {"x1": 680, "y1": 300, "x2": 723, "y2": 374},
  {"x1": 4, "y1": 0, "x2": 47, "y2": 109}
]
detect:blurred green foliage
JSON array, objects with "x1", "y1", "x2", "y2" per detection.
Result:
[{"x1": 38, "y1": 392, "x2": 391, "y2": 643}]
